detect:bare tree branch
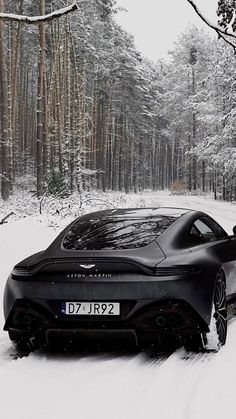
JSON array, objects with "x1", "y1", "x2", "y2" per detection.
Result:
[
  {"x1": 0, "y1": 1, "x2": 78, "y2": 24},
  {"x1": 0, "y1": 212, "x2": 14, "y2": 225},
  {"x1": 187, "y1": 0, "x2": 236, "y2": 40}
]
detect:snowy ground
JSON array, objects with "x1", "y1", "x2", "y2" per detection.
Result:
[{"x1": 1, "y1": 191, "x2": 236, "y2": 419}]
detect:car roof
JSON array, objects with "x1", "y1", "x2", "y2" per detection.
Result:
[{"x1": 79, "y1": 207, "x2": 193, "y2": 220}]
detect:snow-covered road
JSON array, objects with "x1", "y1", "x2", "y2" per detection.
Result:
[{"x1": 1, "y1": 192, "x2": 236, "y2": 419}]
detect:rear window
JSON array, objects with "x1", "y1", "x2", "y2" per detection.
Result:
[{"x1": 63, "y1": 215, "x2": 177, "y2": 250}]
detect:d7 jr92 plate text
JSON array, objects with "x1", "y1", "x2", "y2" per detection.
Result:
[{"x1": 62, "y1": 302, "x2": 120, "y2": 316}]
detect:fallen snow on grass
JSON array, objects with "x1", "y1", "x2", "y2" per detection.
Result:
[{"x1": 0, "y1": 190, "x2": 236, "y2": 419}]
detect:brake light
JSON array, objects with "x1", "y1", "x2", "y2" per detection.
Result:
[{"x1": 155, "y1": 265, "x2": 201, "y2": 276}]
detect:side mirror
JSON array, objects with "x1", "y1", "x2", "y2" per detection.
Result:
[{"x1": 233, "y1": 226, "x2": 236, "y2": 236}]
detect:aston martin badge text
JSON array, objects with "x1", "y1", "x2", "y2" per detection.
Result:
[{"x1": 67, "y1": 273, "x2": 112, "y2": 278}]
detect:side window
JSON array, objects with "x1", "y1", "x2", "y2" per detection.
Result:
[
  {"x1": 194, "y1": 219, "x2": 217, "y2": 242},
  {"x1": 180, "y1": 219, "x2": 217, "y2": 248},
  {"x1": 200, "y1": 216, "x2": 227, "y2": 240}
]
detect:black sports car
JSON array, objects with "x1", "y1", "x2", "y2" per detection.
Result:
[{"x1": 3, "y1": 207, "x2": 236, "y2": 353}]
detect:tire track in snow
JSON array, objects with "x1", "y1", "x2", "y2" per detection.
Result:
[
  {"x1": 141, "y1": 351, "x2": 174, "y2": 368},
  {"x1": 82, "y1": 348, "x2": 211, "y2": 419},
  {"x1": 186, "y1": 319, "x2": 236, "y2": 419},
  {"x1": 0, "y1": 325, "x2": 228, "y2": 419},
  {"x1": 114, "y1": 348, "x2": 212, "y2": 419},
  {"x1": 160, "y1": 350, "x2": 212, "y2": 419}
]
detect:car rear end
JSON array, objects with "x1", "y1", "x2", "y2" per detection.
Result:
[
  {"x1": 3, "y1": 208, "x2": 212, "y2": 351},
  {"x1": 4, "y1": 256, "x2": 210, "y2": 351}
]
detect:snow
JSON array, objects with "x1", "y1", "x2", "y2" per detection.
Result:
[
  {"x1": 0, "y1": 2, "x2": 78, "y2": 24},
  {"x1": 1, "y1": 191, "x2": 236, "y2": 419}
]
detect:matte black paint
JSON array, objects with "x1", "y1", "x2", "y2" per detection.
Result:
[{"x1": 3, "y1": 207, "x2": 236, "y2": 348}]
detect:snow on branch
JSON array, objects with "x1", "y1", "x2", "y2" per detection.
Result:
[
  {"x1": 0, "y1": 2, "x2": 78, "y2": 24},
  {"x1": 187, "y1": 0, "x2": 236, "y2": 51}
]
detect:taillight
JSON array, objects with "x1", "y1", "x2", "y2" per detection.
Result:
[{"x1": 155, "y1": 265, "x2": 201, "y2": 276}]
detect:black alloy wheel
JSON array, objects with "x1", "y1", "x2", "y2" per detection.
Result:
[
  {"x1": 213, "y1": 271, "x2": 227, "y2": 346},
  {"x1": 202, "y1": 270, "x2": 227, "y2": 351}
]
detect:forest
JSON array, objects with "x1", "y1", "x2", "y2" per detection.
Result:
[{"x1": 0, "y1": 0, "x2": 236, "y2": 201}]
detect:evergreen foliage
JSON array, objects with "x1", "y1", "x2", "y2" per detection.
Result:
[
  {"x1": 45, "y1": 170, "x2": 67, "y2": 197},
  {"x1": 217, "y1": 0, "x2": 236, "y2": 31}
]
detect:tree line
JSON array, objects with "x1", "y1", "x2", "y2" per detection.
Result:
[{"x1": 0, "y1": 0, "x2": 236, "y2": 201}]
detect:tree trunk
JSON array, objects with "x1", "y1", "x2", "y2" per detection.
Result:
[
  {"x1": 0, "y1": 0, "x2": 10, "y2": 200},
  {"x1": 36, "y1": 0, "x2": 46, "y2": 197}
]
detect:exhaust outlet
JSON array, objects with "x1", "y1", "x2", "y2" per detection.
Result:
[{"x1": 156, "y1": 316, "x2": 166, "y2": 327}]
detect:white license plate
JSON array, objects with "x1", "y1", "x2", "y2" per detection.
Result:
[{"x1": 62, "y1": 302, "x2": 120, "y2": 316}]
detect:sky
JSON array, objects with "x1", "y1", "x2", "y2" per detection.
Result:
[{"x1": 115, "y1": 0, "x2": 219, "y2": 61}]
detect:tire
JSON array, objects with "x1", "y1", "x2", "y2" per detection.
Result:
[
  {"x1": 8, "y1": 331, "x2": 34, "y2": 355},
  {"x1": 201, "y1": 270, "x2": 227, "y2": 352}
]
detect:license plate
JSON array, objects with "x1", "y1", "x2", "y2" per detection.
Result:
[{"x1": 61, "y1": 302, "x2": 120, "y2": 316}]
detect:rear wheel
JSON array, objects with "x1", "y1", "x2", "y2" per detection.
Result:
[
  {"x1": 201, "y1": 270, "x2": 227, "y2": 352},
  {"x1": 8, "y1": 331, "x2": 35, "y2": 355}
]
